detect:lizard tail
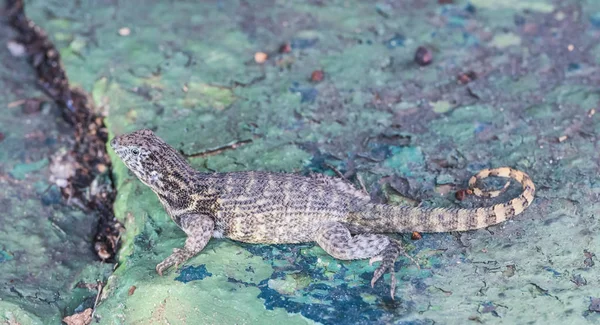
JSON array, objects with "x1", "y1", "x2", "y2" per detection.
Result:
[
  {"x1": 468, "y1": 168, "x2": 511, "y2": 198},
  {"x1": 349, "y1": 167, "x2": 535, "y2": 233}
]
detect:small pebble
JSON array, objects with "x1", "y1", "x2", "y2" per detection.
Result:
[
  {"x1": 558, "y1": 135, "x2": 568, "y2": 143},
  {"x1": 96, "y1": 163, "x2": 107, "y2": 173},
  {"x1": 455, "y1": 189, "x2": 472, "y2": 201},
  {"x1": 310, "y1": 70, "x2": 324, "y2": 82},
  {"x1": 279, "y1": 43, "x2": 291, "y2": 53},
  {"x1": 6, "y1": 40, "x2": 26, "y2": 57},
  {"x1": 414, "y1": 46, "x2": 433, "y2": 66},
  {"x1": 589, "y1": 297, "x2": 600, "y2": 313},
  {"x1": 55, "y1": 179, "x2": 68, "y2": 188},
  {"x1": 94, "y1": 242, "x2": 111, "y2": 261},
  {"x1": 503, "y1": 265, "x2": 516, "y2": 278},
  {"x1": 375, "y1": 3, "x2": 393, "y2": 18},
  {"x1": 385, "y1": 34, "x2": 405, "y2": 48},
  {"x1": 118, "y1": 27, "x2": 131, "y2": 36},
  {"x1": 571, "y1": 274, "x2": 587, "y2": 286},
  {"x1": 254, "y1": 52, "x2": 268, "y2": 64},
  {"x1": 22, "y1": 98, "x2": 42, "y2": 114},
  {"x1": 584, "y1": 250, "x2": 595, "y2": 268}
]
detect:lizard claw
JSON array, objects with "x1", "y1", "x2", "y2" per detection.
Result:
[
  {"x1": 155, "y1": 248, "x2": 191, "y2": 276},
  {"x1": 370, "y1": 255, "x2": 397, "y2": 299},
  {"x1": 369, "y1": 240, "x2": 416, "y2": 299}
]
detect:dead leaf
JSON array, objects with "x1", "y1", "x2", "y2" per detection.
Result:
[{"x1": 62, "y1": 308, "x2": 92, "y2": 325}]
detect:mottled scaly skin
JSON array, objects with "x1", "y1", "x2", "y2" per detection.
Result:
[{"x1": 110, "y1": 129, "x2": 535, "y2": 298}]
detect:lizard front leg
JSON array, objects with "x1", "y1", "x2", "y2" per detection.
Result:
[
  {"x1": 156, "y1": 213, "x2": 214, "y2": 275},
  {"x1": 315, "y1": 221, "x2": 416, "y2": 299}
]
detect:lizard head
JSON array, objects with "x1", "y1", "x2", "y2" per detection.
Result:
[{"x1": 110, "y1": 129, "x2": 187, "y2": 189}]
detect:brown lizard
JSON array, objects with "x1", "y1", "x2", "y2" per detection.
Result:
[{"x1": 110, "y1": 129, "x2": 535, "y2": 298}]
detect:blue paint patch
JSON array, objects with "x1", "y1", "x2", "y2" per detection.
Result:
[
  {"x1": 0, "y1": 250, "x2": 13, "y2": 263},
  {"x1": 241, "y1": 243, "x2": 329, "y2": 281},
  {"x1": 447, "y1": 15, "x2": 466, "y2": 28},
  {"x1": 474, "y1": 122, "x2": 492, "y2": 134},
  {"x1": 44, "y1": 136, "x2": 57, "y2": 146},
  {"x1": 41, "y1": 185, "x2": 62, "y2": 206},
  {"x1": 385, "y1": 34, "x2": 405, "y2": 48},
  {"x1": 175, "y1": 265, "x2": 212, "y2": 283},
  {"x1": 544, "y1": 266, "x2": 561, "y2": 277},
  {"x1": 591, "y1": 13, "x2": 600, "y2": 28},
  {"x1": 290, "y1": 38, "x2": 319, "y2": 50},
  {"x1": 439, "y1": 4, "x2": 474, "y2": 29},
  {"x1": 467, "y1": 162, "x2": 490, "y2": 173},
  {"x1": 479, "y1": 301, "x2": 500, "y2": 317},
  {"x1": 514, "y1": 15, "x2": 526, "y2": 26},
  {"x1": 299, "y1": 145, "x2": 342, "y2": 175},
  {"x1": 240, "y1": 242, "x2": 430, "y2": 325},
  {"x1": 289, "y1": 82, "x2": 318, "y2": 103},
  {"x1": 465, "y1": 3, "x2": 476, "y2": 14},
  {"x1": 367, "y1": 143, "x2": 393, "y2": 161},
  {"x1": 463, "y1": 32, "x2": 479, "y2": 46},
  {"x1": 567, "y1": 63, "x2": 580, "y2": 72},
  {"x1": 259, "y1": 280, "x2": 388, "y2": 325}
]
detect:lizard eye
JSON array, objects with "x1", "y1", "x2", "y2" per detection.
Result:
[{"x1": 131, "y1": 148, "x2": 140, "y2": 155}]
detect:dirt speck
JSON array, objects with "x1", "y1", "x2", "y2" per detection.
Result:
[
  {"x1": 118, "y1": 27, "x2": 131, "y2": 36},
  {"x1": 457, "y1": 71, "x2": 477, "y2": 84},
  {"x1": 589, "y1": 297, "x2": 600, "y2": 313},
  {"x1": 254, "y1": 52, "x2": 268, "y2": 64},
  {"x1": 22, "y1": 98, "x2": 43, "y2": 114},
  {"x1": 455, "y1": 189, "x2": 472, "y2": 201},
  {"x1": 414, "y1": 46, "x2": 433, "y2": 66},
  {"x1": 584, "y1": 250, "x2": 595, "y2": 268},
  {"x1": 311, "y1": 70, "x2": 324, "y2": 83},
  {"x1": 279, "y1": 43, "x2": 291, "y2": 53}
]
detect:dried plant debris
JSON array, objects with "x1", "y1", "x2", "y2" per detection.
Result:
[
  {"x1": 62, "y1": 308, "x2": 92, "y2": 325},
  {"x1": 6, "y1": 0, "x2": 121, "y2": 261}
]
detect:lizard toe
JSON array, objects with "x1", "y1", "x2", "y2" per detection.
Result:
[
  {"x1": 155, "y1": 249, "x2": 188, "y2": 275},
  {"x1": 156, "y1": 260, "x2": 172, "y2": 275},
  {"x1": 369, "y1": 239, "x2": 412, "y2": 299}
]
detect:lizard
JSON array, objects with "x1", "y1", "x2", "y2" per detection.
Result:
[{"x1": 110, "y1": 129, "x2": 535, "y2": 298}]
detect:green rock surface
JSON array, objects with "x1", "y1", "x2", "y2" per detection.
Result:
[
  {"x1": 3, "y1": 0, "x2": 600, "y2": 323},
  {"x1": 0, "y1": 21, "x2": 111, "y2": 324}
]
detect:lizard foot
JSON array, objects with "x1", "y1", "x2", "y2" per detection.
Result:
[
  {"x1": 156, "y1": 248, "x2": 192, "y2": 276},
  {"x1": 369, "y1": 240, "x2": 419, "y2": 299}
]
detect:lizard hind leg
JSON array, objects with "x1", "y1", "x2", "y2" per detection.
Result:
[{"x1": 315, "y1": 222, "x2": 415, "y2": 299}]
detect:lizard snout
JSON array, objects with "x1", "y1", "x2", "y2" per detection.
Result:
[{"x1": 110, "y1": 137, "x2": 120, "y2": 149}]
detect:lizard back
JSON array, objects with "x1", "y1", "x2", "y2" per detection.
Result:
[{"x1": 194, "y1": 171, "x2": 370, "y2": 243}]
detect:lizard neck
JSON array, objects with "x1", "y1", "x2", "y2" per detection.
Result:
[{"x1": 140, "y1": 150, "x2": 199, "y2": 200}]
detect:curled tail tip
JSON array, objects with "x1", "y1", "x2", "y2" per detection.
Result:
[
  {"x1": 468, "y1": 166, "x2": 534, "y2": 197},
  {"x1": 465, "y1": 167, "x2": 536, "y2": 228},
  {"x1": 469, "y1": 180, "x2": 510, "y2": 198}
]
